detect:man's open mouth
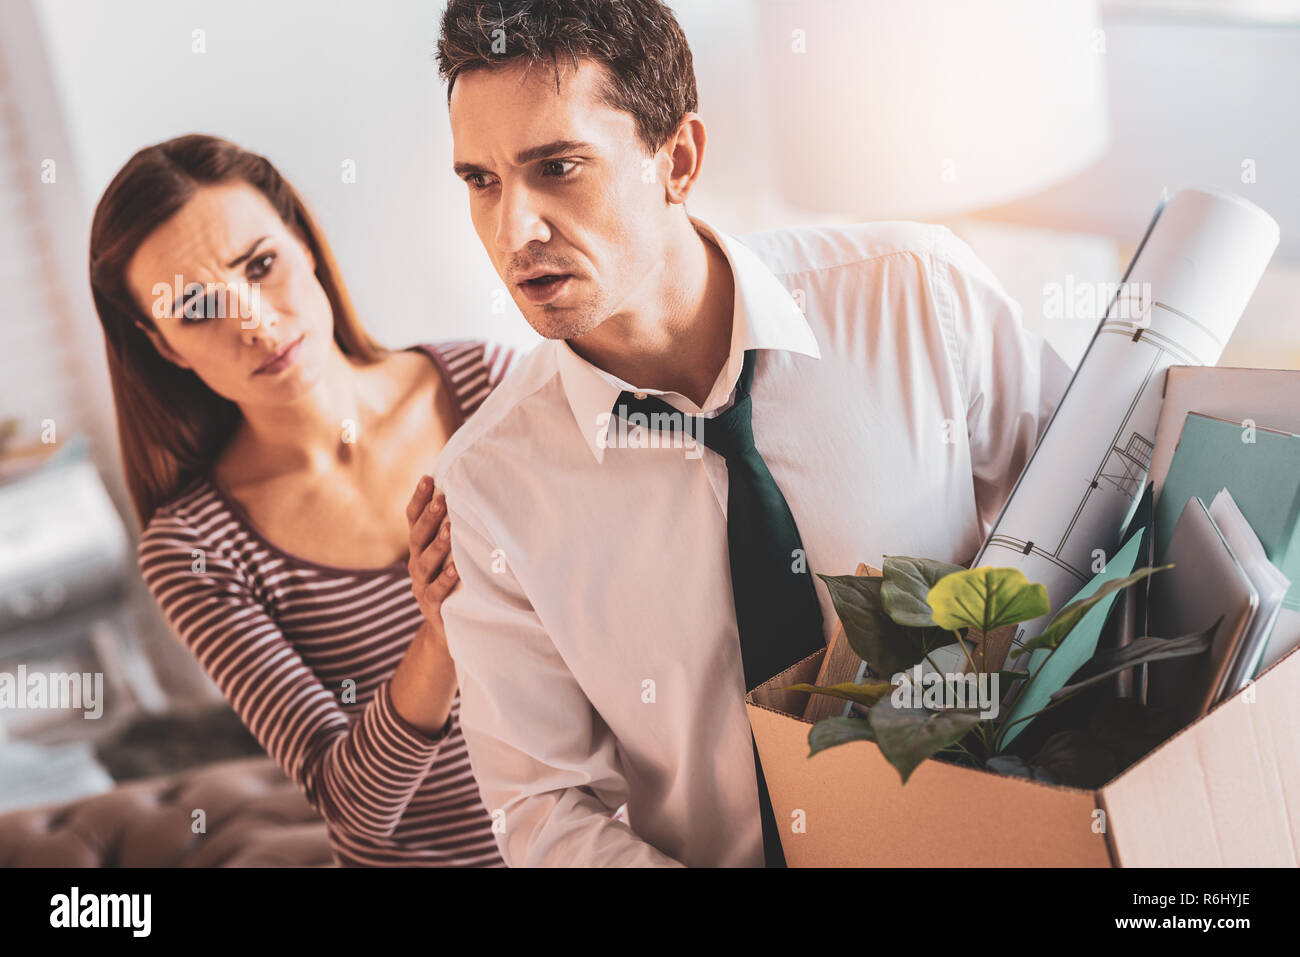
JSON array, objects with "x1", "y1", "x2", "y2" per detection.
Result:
[{"x1": 520, "y1": 274, "x2": 569, "y2": 287}]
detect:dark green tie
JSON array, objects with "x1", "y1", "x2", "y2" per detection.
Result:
[{"x1": 612, "y1": 348, "x2": 825, "y2": 867}]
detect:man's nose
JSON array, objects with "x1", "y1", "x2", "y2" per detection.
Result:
[{"x1": 494, "y1": 182, "x2": 549, "y2": 255}]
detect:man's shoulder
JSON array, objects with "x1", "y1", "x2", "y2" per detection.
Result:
[
  {"x1": 735, "y1": 219, "x2": 958, "y2": 279},
  {"x1": 434, "y1": 339, "x2": 560, "y2": 484}
]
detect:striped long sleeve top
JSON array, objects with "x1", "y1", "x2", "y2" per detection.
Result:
[{"x1": 137, "y1": 341, "x2": 516, "y2": 866}]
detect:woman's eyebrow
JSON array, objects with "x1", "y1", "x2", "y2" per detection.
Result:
[
  {"x1": 170, "y1": 235, "x2": 270, "y2": 317},
  {"x1": 226, "y1": 235, "x2": 269, "y2": 268}
]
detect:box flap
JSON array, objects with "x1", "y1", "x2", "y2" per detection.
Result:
[
  {"x1": 748, "y1": 650, "x2": 1113, "y2": 867},
  {"x1": 1100, "y1": 644, "x2": 1300, "y2": 866},
  {"x1": 747, "y1": 650, "x2": 822, "y2": 715}
]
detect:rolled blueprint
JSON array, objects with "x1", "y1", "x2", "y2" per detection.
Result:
[{"x1": 952, "y1": 188, "x2": 1280, "y2": 666}]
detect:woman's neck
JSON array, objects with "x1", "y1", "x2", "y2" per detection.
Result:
[{"x1": 218, "y1": 346, "x2": 389, "y2": 485}]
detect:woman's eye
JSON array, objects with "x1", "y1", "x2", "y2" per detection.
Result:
[
  {"x1": 246, "y1": 252, "x2": 275, "y2": 281},
  {"x1": 179, "y1": 293, "x2": 219, "y2": 324}
]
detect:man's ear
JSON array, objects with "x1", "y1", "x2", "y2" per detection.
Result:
[
  {"x1": 135, "y1": 319, "x2": 193, "y2": 370},
  {"x1": 662, "y1": 113, "x2": 707, "y2": 205}
]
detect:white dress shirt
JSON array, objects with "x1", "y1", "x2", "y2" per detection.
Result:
[{"x1": 433, "y1": 213, "x2": 1070, "y2": 867}]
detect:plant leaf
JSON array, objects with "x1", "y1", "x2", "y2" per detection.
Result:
[
  {"x1": 880, "y1": 556, "x2": 966, "y2": 627},
  {"x1": 1012, "y1": 564, "x2": 1171, "y2": 659},
  {"x1": 868, "y1": 698, "x2": 982, "y2": 784},
  {"x1": 1047, "y1": 621, "x2": 1218, "y2": 703},
  {"x1": 807, "y1": 716, "x2": 876, "y2": 758},
  {"x1": 785, "y1": 680, "x2": 893, "y2": 708},
  {"x1": 817, "y1": 573, "x2": 930, "y2": 676},
  {"x1": 925, "y1": 567, "x2": 1050, "y2": 634}
]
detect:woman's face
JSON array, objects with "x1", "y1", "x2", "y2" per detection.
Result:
[{"x1": 124, "y1": 181, "x2": 337, "y2": 407}]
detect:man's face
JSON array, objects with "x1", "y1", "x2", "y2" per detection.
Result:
[{"x1": 449, "y1": 59, "x2": 671, "y2": 340}]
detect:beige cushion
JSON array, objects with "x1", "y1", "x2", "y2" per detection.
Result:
[{"x1": 0, "y1": 755, "x2": 333, "y2": 867}]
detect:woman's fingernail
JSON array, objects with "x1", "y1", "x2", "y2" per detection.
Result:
[
  {"x1": 441, "y1": 524, "x2": 450, "y2": 539},
  {"x1": 447, "y1": 564, "x2": 457, "y2": 579}
]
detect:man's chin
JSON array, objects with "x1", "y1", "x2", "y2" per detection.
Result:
[{"x1": 522, "y1": 304, "x2": 604, "y2": 341}]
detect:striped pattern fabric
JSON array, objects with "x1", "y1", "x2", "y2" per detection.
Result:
[
  {"x1": 137, "y1": 341, "x2": 516, "y2": 866},
  {"x1": 431, "y1": 339, "x2": 516, "y2": 424}
]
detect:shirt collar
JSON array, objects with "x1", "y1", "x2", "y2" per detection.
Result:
[{"x1": 557, "y1": 212, "x2": 821, "y2": 464}]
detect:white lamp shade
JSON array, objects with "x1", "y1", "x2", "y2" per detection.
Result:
[{"x1": 757, "y1": 0, "x2": 1110, "y2": 220}]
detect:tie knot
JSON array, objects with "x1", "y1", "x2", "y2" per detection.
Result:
[
  {"x1": 700, "y1": 394, "x2": 755, "y2": 460},
  {"x1": 611, "y1": 391, "x2": 755, "y2": 461},
  {"x1": 608, "y1": 349, "x2": 760, "y2": 460}
]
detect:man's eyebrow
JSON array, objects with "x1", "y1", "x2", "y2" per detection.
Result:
[
  {"x1": 453, "y1": 140, "x2": 596, "y2": 177},
  {"x1": 170, "y1": 236, "x2": 268, "y2": 317}
]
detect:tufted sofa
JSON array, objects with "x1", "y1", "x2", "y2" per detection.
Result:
[{"x1": 0, "y1": 755, "x2": 334, "y2": 867}]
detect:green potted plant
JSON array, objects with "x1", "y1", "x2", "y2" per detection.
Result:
[{"x1": 789, "y1": 557, "x2": 1216, "y2": 788}]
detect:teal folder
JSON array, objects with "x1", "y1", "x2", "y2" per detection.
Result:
[
  {"x1": 998, "y1": 525, "x2": 1145, "y2": 751},
  {"x1": 1155, "y1": 412, "x2": 1300, "y2": 611}
]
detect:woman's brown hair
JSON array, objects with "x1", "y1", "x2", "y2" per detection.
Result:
[{"x1": 89, "y1": 134, "x2": 387, "y2": 528}]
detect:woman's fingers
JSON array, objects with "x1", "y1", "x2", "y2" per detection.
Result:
[
  {"x1": 405, "y1": 474, "x2": 435, "y2": 524},
  {"x1": 405, "y1": 476, "x2": 460, "y2": 616},
  {"x1": 408, "y1": 488, "x2": 447, "y2": 558},
  {"x1": 420, "y1": 558, "x2": 460, "y2": 606},
  {"x1": 409, "y1": 514, "x2": 452, "y2": 584},
  {"x1": 410, "y1": 521, "x2": 458, "y2": 613}
]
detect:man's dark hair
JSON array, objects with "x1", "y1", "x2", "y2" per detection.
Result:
[{"x1": 437, "y1": 0, "x2": 699, "y2": 156}]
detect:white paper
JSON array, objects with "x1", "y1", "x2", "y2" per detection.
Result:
[
  {"x1": 939, "y1": 189, "x2": 1280, "y2": 671},
  {"x1": 1208, "y1": 488, "x2": 1289, "y2": 693}
]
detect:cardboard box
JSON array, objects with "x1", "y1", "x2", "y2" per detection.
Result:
[{"x1": 745, "y1": 641, "x2": 1300, "y2": 866}]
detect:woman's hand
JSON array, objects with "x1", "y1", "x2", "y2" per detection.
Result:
[
  {"x1": 405, "y1": 474, "x2": 459, "y2": 629},
  {"x1": 385, "y1": 476, "x2": 460, "y2": 740}
]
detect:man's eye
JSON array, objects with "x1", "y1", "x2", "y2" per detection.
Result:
[
  {"x1": 246, "y1": 252, "x2": 275, "y2": 281},
  {"x1": 466, "y1": 174, "x2": 494, "y2": 191},
  {"x1": 542, "y1": 160, "x2": 576, "y2": 178}
]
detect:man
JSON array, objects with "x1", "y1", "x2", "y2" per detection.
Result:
[{"x1": 413, "y1": 0, "x2": 1069, "y2": 867}]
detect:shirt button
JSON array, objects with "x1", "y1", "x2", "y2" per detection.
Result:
[{"x1": 634, "y1": 391, "x2": 647, "y2": 400}]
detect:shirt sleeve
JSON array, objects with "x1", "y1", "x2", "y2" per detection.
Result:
[
  {"x1": 436, "y1": 470, "x2": 684, "y2": 867},
  {"x1": 137, "y1": 513, "x2": 449, "y2": 840},
  {"x1": 933, "y1": 227, "x2": 1072, "y2": 539}
]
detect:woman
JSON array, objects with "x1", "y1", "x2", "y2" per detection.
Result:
[{"x1": 90, "y1": 133, "x2": 514, "y2": 866}]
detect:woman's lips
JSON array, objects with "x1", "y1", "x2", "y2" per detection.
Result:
[
  {"x1": 253, "y1": 333, "x2": 305, "y2": 376},
  {"x1": 517, "y1": 274, "x2": 572, "y2": 305}
]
